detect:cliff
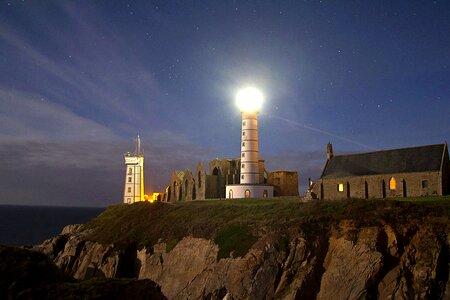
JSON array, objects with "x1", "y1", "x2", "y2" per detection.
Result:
[
  {"x1": 0, "y1": 245, "x2": 166, "y2": 299},
  {"x1": 36, "y1": 198, "x2": 450, "y2": 299}
]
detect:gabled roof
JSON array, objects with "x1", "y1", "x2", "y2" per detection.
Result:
[{"x1": 321, "y1": 143, "x2": 448, "y2": 179}]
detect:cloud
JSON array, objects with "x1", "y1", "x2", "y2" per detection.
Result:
[
  {"x1": 0, "y1": 3, "x2": 165, "y2": 130},
  {"x1": 0, "y1": 87, "x2": 217, "y2": 206}
]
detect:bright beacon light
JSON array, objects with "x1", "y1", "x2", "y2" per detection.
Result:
[{"x1": 235, "y1": 87, "x2": 263, "y2": 112}]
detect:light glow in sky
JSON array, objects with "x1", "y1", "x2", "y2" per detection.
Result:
[{"x1": 235, "y1": 87, "x2": 263, "y2": 113}]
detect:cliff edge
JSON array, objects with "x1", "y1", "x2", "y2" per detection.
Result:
[{"x1": 37, "y1": 198, "x2": 450, "y2": 299}]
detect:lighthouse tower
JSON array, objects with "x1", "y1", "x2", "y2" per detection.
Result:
[
  {"x1": 226, "y1": 87, "x2": 273, "y2": 199},
  {"x1": 123, "y1": 135, "x2": 144, "y2": 204}
]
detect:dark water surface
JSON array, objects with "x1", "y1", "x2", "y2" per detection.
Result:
[{"x1": 0, "y1": 205, "x2": 105, "y2": 246}]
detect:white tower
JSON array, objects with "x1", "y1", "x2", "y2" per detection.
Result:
[
  {"x1": 123, "y1": 135, "x2": 145, "y2": 204},
  {"x1": 226, "y1": 87, "x2": 273, "y2": 199}
]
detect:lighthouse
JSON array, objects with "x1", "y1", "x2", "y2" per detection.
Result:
[
  {"x1": 123, "y1": 135, "x2": 145, "y2": 204},
  {"x1": 226, "y1": 87, "x2": 273, "y2": 199}
]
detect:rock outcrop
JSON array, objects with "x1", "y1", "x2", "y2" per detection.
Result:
[{"x1": 37, "y1": 218, "x2": 450, "y2": 299}]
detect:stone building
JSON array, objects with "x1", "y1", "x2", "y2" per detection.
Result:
[
  {"x1": 163, "y1": 158, "x2": 299, "y2": 201},
  {"x1": 268, "y1": 171, "x2": 299, "y2": 196},
  {"x1": 314, "y1": 143, "x2": 449, "y2": 200}
]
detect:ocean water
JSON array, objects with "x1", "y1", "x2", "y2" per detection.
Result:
[{"x1": 0, "y1": 205, "x2": 105, "y2": 246}]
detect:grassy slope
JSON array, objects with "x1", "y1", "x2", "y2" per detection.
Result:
[{"x1": 85, "y1": 196, "x2": 450, "y2": 258}]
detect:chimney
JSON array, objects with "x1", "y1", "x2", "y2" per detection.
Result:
[{"x1": 327, "y1": 142, "x2": 333, "y2": 160}]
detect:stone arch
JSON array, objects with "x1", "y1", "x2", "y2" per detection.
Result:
[
  {"x1": 212, "y1": 167, "x2": 221, "y2": 176},
  {"x1": 167, "y1": 186, "x2": 171, "y2": 202},
  {"x1": 195, "y1": 162, "x2": 206, "y2": 200}
]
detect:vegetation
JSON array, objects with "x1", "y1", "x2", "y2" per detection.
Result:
[
  {"x1": 84, "y1": 196, "x2": 450, "y2": 259},
  {"x1": 213, "y1": 224, "x2": 257, "y2": 259}
]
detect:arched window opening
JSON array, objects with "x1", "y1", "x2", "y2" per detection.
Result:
[
  {"x1": 229, "y1": 189, "x2": 233, "y2": 199},
  {"x1": 185, "y1": 180, "x2": 188, "y2": 198},
  {"x1": 198, "y1": 172, "x2": 202, "y2": 187},
  {"x1": 263, "y1": 190, "x2": 268, "y2": 198},
  {"x1": 128, "y1": 168, "x2": 132, "y2": 175},
  {"x1": 389, "y1": 177, "x2": 396, "y2": 190},
  {"x1": 167, "y1": 186, "x2": 171, "y2": 202},
  {"x1": 192, "y1": 186, "x2": 196, "y2": 200},
  {"x1": 245, "y1": 189, "x2": 251, "y2": 198},
  {"x1": 212, "y1": 167, "x2": 220, "y2": 176}
]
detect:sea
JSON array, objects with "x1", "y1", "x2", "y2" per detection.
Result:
[{"x1": 0, "y1": 205, "x2": 105, "y2": 246}]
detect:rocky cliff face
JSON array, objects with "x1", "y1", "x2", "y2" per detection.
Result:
[{"x1": 37, "y1": 218, "x2": 450, "y2": 299}]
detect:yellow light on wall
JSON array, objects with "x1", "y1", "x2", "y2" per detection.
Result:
[
  {"x1": 389, "y1": 177, "x2": 396, "y2": 190},
  {"x1": 338, "y1": 183, "x2": 344, "y2": 192}
]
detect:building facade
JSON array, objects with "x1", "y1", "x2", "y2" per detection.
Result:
[
  {"x1": 314, "y1": 143, "x2": 449, "y2": 200},
  {"x1": 163, "y1": 158, "x2": 298, "y2": 201},
  {"x1": 123, "y1": 136, "x2": 145, "y2": 204}
]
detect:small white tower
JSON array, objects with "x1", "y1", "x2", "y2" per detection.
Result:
[
  {"x1": 226, "y1": 87, "x2": 273, "y2": 199},
  {"x1": 123, "y1": 135, "x2": 144, "y2": 204}
]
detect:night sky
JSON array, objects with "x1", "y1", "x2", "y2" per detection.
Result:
[{"x1": 1, "y1": 1, "x2": 449, "y2": 207}]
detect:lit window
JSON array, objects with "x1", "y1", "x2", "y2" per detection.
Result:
[
  {"x1": 422, "y1": 180, "x2": 428, "y2": 188},
  {"x1": 128, "y1": 168, "x2": 132, "y2": 175},
  {"x1": 245, "y1": 189, "x2": 251, "y2": 198},
  {"x1": 242, "y1": 164, "x2": 245, "y2": 169},
  {"x1": 389, "y1": 177, "x2": 396, "y2": 190},
  {"x1": 337, "y1": 183, "x2": 344, "y2": 192},
  {"x1": 127, "y1": 187, "x2": 131, "y2": 193},
  {"x1": 128, "y1": 177, "x2": 132, "y2": 182},
  {"x1": 229, "y1": 189, "x2": 233, "y2": 199},
  {"x1": 242, "y1": 153, "x2": 245, "y2": 157}
]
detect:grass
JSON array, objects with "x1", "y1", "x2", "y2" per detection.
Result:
[
  {"x1": 213, "y1": 224, "x2": 257, "y2": 259},
  {"x1": 84, "y1": 196, "x2": 450, "y2": 259}
]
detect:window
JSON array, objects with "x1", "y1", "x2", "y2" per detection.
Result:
[
  {"x1": 198, "y1": 172, "x2": 202, "y2": 187},
  {"x1": 128, "y1": 177, "x2": 132, "y2": 182},
  {"x1": 242, "y1": 121, "x2": 246, "y2": 126},
  {"x1": 337, "y1": 183, "x2": 344, "y2": 192},
  {"x1": 422, "y1": 180, "x2": 428, "y2": 188},
  {"x1": 127, "y1": 187, "x2": 131, "y2": 193},
  {"x1": 245, "y1": 189, "x2": 251, "y2": 198},
  {"x1": 263, "y1": 190, "x2": 268, "y2": 198},
  {"x1": 242, "y1": 131, "x2": 245, "y2": 136},
  {"x1": 242, "y1": 164, "x2": 245, "y2": 169},
  {"x1": 241, "y1": 175, "x2": 244, "y2": 179},
  {"x1": 242, "y1": 153, "x2": 245, "y2": 157},
  {"x1": 389, "y1": 177, "x2": 396, "y2": 190},
  {"x1": 229, "y1": 189, "x2": 233, "y2": 199},
  {"x1": 242, "y1": 142, "x2": 245, "y2": 147},
  {"x1": 128, "y1": 168, "x2": 132, "y2": 175},
  {"x1": 127, "y1": 198, "x2": 131, "y2": 204}
]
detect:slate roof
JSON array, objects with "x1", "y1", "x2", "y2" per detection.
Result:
[{"x1": 321, "y1": 144, "x2": 447, "y2": 179}]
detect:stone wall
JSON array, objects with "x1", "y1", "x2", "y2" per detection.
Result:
[
  {"x1": 163, "y1": 158, "x2": 273, "y2": 201},
  {"x1": 315, "y1": 171, "x2": 444, "y2": 200},
  {"x1": 268, "y1": 171, "x2": 299, "y2": 196},
  {"x1": 195, "y1": 162, "x2": 206, "y2": 200}
]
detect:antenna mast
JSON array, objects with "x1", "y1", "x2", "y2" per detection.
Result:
[{"x1": 136, "y1": 135, "x2": 141, "y2": 155}]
